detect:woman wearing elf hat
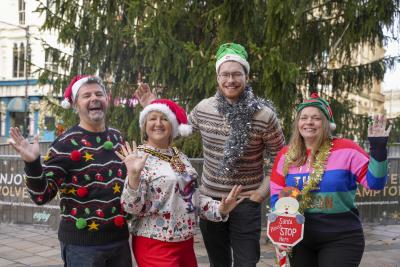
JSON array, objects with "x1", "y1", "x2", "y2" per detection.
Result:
[
  {"x1": 117, "y1": 99, "x2": 245, "y2": 267},
  {"x1": 270, "y1": 92, "x2": 391, "y2": 267}
]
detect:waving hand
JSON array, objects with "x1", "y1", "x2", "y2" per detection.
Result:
[
  {"x1": 8, "y1": 127, "x2": 39, "y2": 162},
  {"x1": 115, "y1": 141, "x2": 148, "y2": 190},
  {"x1": 368, "y1": 115, "x2": 391, "y2": 137},
  {"x1": 134, "y1": 83, "x2": 157, "y2": 108}
]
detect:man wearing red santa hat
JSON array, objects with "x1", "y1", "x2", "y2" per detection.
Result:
[{"x1": 9, "y1": 75, "x2": 132, "y2": 267}]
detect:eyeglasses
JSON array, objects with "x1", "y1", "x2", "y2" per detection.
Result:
[{"x1": 217, "y1": 72, "x2": 245, "y2": 81}]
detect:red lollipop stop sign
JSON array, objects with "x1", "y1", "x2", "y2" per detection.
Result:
[{"x1": 267, "y1": 214, "x2": 304, "y2": 246}]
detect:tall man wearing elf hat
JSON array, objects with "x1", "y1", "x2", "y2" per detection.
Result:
[
  {"x1": 9, "y1": 76, "x2": 132, "y2": 267},
  {"x1": 136, "y1": 43, "x2": 285, "y2": 266}
]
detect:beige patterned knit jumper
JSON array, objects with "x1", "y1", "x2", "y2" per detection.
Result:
[{"x1": 189, "y1": 96, "x2": 285, "y2": 198}]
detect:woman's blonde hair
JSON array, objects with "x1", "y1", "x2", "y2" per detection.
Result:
[
  {"x1": 287, "y1": 107, "x2": 332, "y2": 166},
  {"x1": 140, "y1": 111, "x2": 173, "y2": 145}
]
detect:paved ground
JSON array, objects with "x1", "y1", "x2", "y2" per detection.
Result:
[{"x1": 0, "y1": 223, "x2": 399, "y2": 266}]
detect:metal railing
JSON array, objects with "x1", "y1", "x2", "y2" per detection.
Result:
[{"x1": 1, "y1": 143, "x2": 399, "y2": 229}]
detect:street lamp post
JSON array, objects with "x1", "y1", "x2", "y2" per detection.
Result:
[
  {"x1": 0, "y1": 20, "x2": 30, "y2": 137},
  {"x1": 24, "y1": 26, "x2": 30, "y2": 137}
]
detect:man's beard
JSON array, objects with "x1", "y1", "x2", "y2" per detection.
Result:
[{"x1": 88, "y1": 110, "x2": 105, "y2": 122}]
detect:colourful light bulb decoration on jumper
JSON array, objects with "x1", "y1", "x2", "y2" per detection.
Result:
[
  {"x1": 95, "y1": 173, "x2": 104, "y2": 182},
  {"x1": 84, "y1": 208, "x2": 90, "y2": 215},
  {"x1": 96, "y1": 209, "x2": 105, "y2": 218},
  {"x1": 82, "y1": 139, "x2": 92, "y2": 147},
  {"x1": 71, "y1": 208, "x2": 78, "y2": 216}
]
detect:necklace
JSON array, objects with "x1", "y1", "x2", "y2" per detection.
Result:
[
  {"x1": 283, "y1": 139, "x2": 333, "y2": 213},
  {"x1": 138, "y1": 145, "x2": 186, "y2": 173}
]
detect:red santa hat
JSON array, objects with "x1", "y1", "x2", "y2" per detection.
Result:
[
  {"x1": 61, "y1": 75, "x2": 104, "y2": 109},
  {"x1": 139, "y1": 99, "x2": 192, "y2": 138}
]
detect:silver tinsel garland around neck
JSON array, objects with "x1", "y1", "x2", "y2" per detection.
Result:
[{"x1": 215, "y1": 85, "x2": 276, "y2": 177}]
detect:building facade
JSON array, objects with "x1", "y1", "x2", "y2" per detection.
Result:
[
  {"x1": 0, "y1": 0, "x2": 62, "y2": 143},
  {"x1": 349, "y1": 44, "x2": 386, "y2": 116},
  {"x1": 384, "y1": 89, "x2": 400, "y2": 119}
]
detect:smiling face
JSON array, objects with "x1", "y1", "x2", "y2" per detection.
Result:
[
  {"x1": 297, "y1": 107, "x2": 327, "y2": 148},
  {"x1": 74, "y1": 83, "x2": 108, "y2": 132},
  {"x1": 144, "y1": 111, "x2": 173, "y2": 149},
  {"x1": 217, "y1": 61, "x2": 248, "y2": 103},
  {"x1": 275, "y1": 197, "x2": 299, "y2": 215}
]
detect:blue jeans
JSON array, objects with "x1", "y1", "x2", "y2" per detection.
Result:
[
  {"x1": 200, "y1": 198, "x2": 261, "y2": 267},
  {"x1": 60, "y1": 240, "x2": 132, "y2": 267}
]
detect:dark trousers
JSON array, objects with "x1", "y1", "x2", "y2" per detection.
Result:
[
  {"x1": 200, "y1": 199, "x2": 261, "y2": 267},
  {"x1": 289, "y1": 228, "x2": 365, "y2": 267},
  {"x1": 60, "y1": 240, "x2": 132, "y2": 267}
]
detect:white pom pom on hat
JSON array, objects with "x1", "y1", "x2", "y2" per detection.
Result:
[
  {"x1": 61, "y1": 98, "x2": 71, "y2": 109},
  {"x1": 178, "y1": 124, "x2": 193, "y2": 137}
]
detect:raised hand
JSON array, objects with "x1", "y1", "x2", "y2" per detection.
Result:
[
  {"x1": 8, "y1": 127, "x2": 40, "y2": 162},
  {"x1": 115, "y1": 141, "x2": 148, "y2": 190},
  {"x1": 218, "y1": 185, "x2": 245, "y2": 215},
  {"x1": 368, "y1": 115, "x2": 392, "y2": 137},
  {"x1": 134, "y1": 83, "x2": 157, "y2": 108}
]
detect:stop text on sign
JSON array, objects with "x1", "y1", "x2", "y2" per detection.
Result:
[{"x1": 267, "y1": 214, "x2": 304, "y2": 246}]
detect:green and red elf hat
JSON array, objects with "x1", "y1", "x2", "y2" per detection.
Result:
[
  {"x1": 297, "y1": 92, "x2": 336, "y2": 131},
  {"x1": 215, "y1": 43, "x2": 250, "y2": 74}
]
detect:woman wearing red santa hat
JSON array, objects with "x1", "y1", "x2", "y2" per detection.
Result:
[{"x1": 117, "y1": 99, "x2": 244, "y2": 267}]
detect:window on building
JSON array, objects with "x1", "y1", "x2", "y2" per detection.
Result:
[
  {"x1": 13, "y1": 44, "x2": 18, "y2": 77},
  {"x1": 13, "y1": 42, "x2": 30, "y2": 78},
  {"x1": 26, "y1": 43, "x2": 31, "y2": 75},
  {"x1": 19, "y1": 43, "x2": 25, "y2": 77},
  {"x1": 18, "y1": 0, "x2": 26, "y2": 25},
  {"x1": 10, "y1": 112, "x2": 29, "y2": 134},
  {"x1": 45, "y1": 50, "x2": 57, "y2": 72},
  {"x1": 44, "y1": 116, "x2": 55, "y2": 131}
]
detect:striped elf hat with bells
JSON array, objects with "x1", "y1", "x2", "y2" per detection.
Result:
[
  {"x1": 297, "y1": 92, "x2": 337, "y2": 131},
  {"x1": 215, "y1": 43, "x2": 250, "y2": 74}
]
